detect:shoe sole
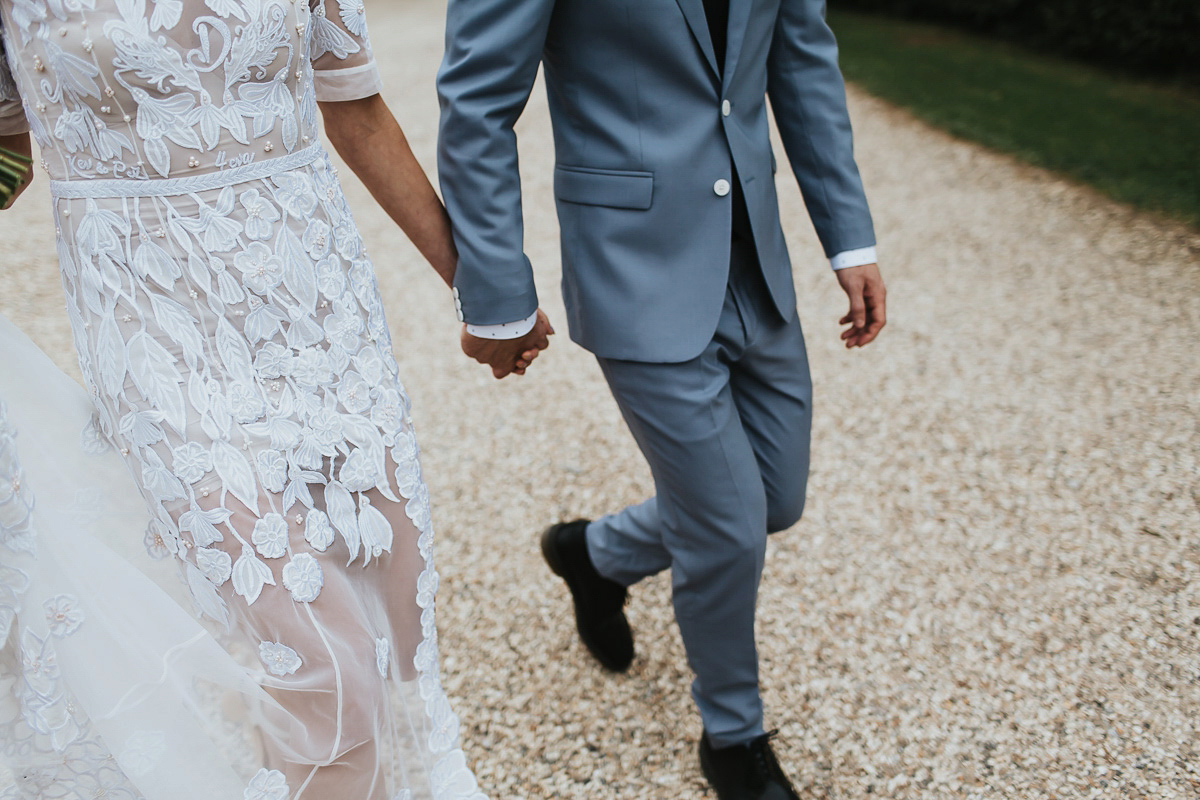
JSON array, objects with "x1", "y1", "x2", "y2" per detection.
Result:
[{"x1": 540, "y1": 523, "x2": 633, "y2": 673}]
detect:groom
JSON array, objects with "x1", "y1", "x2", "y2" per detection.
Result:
[{"x1": 437, "y1": 1, "x2": 886, "y2": 797}]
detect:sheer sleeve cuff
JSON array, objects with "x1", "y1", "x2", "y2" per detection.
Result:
[
  {"x1": 0, "y1": 106, "x2": 29, "y2": 136},
  {"x1": 312, "y1": 62, "x2": 384, "y2": 103}
]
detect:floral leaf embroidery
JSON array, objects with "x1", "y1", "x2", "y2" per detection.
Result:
[
  {"x1": 215, "y1": 317, "x2": 257, "y2": 387},
  {"x1": 179, "y1": 506, "x2": 230, "y2": 548},
  {"x1": 232, "y1": 544, "x2": 275, "y2": 605},
  {"x1": 323, "y1": 480, "x2": 359, "y2": 565},
  {"x1": 140, "y1": 446, "x2": 186, "y2": 502},
  {"x1": 310, "y1": 3, "x2": 360, "y2": 61},
  {"x1": 143, "y1": 135, "x2": 172, "y2": 178},
  {"x1": 119, "y1": 409, "x2": 166, "y2": 447},
  {"x1": 44, "y1": 41, "x2": 102, "y2": 100},
  {"x1": 339, "y1": 1, "x2": 367, "y2": 39},
  {"x1": 134, "y1": 238, "x2": 183, "y2": 292},
  {"x1": 210, "y1": 439, "x2": 258, "y2": 511},
  {"x1": 149, "y1": 0, "x2": 182, "y2": 31},
  {"x1": 279, "y1": 225, "x2": 317, "y2": 313},
  {"x1": 127, "y1": 330, "x2": 187, "y2": 435},
  {"x1": 205, "y1": 0, "x2": 247, "y2": 22},
  {"x1": 357, "y1": 494, "x2": 392, "y2": 565},
  {"x1": 185, "y1": 561, "x2": 230, "y2": 625},
  {"x1": 95, "y1": 312, "x2": 128, "y2": 399},
  {"x1": 148, "y1": 293, "x2": 205, "y2": 367},
  {"x1": 374, "y1": 636, "x2": 389, "y2": 678}
]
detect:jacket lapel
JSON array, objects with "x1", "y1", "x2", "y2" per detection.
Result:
[
  {"x1": 722, "y1": 0, "x2": 754, "y2": 89},
  {"x1": 673, "y1": 0, "x2": 721, "y2": 79}
]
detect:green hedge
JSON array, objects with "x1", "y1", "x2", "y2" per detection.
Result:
[{"x1": 836, "y1": 0, "x2": 1200, "y2": 81}]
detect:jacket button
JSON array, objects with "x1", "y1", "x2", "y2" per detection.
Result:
[
  {"x1": 713, "y1": 179, "x2": 731, "y2": 197},
  {"x1": 721, "y1": 99, "x2": 731, "y2": 117}
]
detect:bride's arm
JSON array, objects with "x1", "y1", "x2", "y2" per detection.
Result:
[
  {"x1": 0, "y1": 133, "x2": 32, "y2": 211},
  {"x1": 319, "y1": 96, "x2": 457, "y2": 289}
]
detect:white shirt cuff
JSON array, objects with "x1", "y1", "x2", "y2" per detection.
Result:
[
  {"x1": 830, "y1": 246, "x2": 878, "y2": 271},
  {"x1": 465, "y1": 309, "x2": 539, "y2": 340}
]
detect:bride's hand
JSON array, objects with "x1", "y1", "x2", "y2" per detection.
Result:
[
  {"x1": 0, "y1": 133, "x2": 33, "y2": 211},
  {"x1": 512, "y1": 309, "x2": 554, "y2": 375}
]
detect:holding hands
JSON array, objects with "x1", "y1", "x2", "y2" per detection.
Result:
[{"x1": 461, "y1": 308, "x2": 555, "y2": 379}]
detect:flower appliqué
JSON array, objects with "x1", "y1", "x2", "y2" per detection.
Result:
[
  {"x1": 244, "y1": 768, "x2": 289, "y2": 800},
  {"x1": 282, "y1": 552, "x2": 322, "y2": 602},
  {"x1": 44, "y1": 595, "x2": 84, "y2": 637},
  {"x1": 252, "y1": 512, "x2": 289, "y2": 559},
  {"x1": 258, "y1": 640, "x2": 303, "y2": 677}
]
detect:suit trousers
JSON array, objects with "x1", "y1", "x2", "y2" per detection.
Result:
[{"x1": 586, "y1": 244, "x2": 813, "y2": 747}]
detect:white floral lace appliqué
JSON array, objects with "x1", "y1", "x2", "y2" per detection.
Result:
[{"x1": 259, "y1": 640, "x2": 303, "y2": 677}]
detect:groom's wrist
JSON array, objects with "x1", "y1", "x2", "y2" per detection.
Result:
[{"x1": 464, "y1": 309, "x2": 539, "y2": 340}]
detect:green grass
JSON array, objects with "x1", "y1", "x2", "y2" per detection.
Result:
[{"x1": 828, "y1": 10, "x2": 1200, "y2": 229}]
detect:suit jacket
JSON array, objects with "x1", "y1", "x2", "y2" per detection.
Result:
[{"x1": 437, "y1": 0, "x2": 875, "y2": 363}]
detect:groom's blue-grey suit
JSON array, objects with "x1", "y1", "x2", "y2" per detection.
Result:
[{"x1": 438, "y1": 0, "x2": 876, "y2": 746}]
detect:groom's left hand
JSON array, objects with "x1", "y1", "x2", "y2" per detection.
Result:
[{"x1": 835, "y1": 263, "x2": 887, "y2": 348}]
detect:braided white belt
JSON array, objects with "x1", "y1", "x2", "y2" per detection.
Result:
[{"x1": 49, "y1": 144, "x2": 324, "y2": 200}]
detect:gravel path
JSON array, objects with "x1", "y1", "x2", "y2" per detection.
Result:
[{"x1": 3, "y1": 1, "x2": 1199, "y2": 798}]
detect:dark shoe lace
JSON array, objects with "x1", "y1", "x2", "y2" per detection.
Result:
[{"x1": 749, "y1": 731, "x2": 798, "y2": 797}]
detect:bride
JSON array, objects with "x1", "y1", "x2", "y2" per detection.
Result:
[{"x1": 0, "y1": 0, "x2": 543, "y2": 797}]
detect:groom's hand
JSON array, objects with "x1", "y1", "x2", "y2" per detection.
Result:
[
  {"x1": 835, "y1": 263, "x2": 887, "y2": 348},
  {"x1": 461, "y1": 309, "x2": 555, "y2": 379}
]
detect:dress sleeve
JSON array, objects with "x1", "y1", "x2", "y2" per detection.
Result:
[
  {"x1": 0, "y1": 30, "x2": 30, "y2": 136},
  {"x1": 308, "y1": 0, "x2": 384, "y2": 102}
]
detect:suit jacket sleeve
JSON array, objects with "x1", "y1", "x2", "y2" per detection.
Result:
[
  {"x1": 767, "y1": 0, "x2": 876, "y2": 258},
  {"x1": 436, "y1": 0, "x2": 556, "y2": 326}
]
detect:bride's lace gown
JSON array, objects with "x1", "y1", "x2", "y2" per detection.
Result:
[{"x1": 0, "y1": 1, "x2": 486, "y2": 798}]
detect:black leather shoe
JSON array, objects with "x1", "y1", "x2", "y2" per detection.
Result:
[
  {"x1": 699, "y1": 730, "x2": 801, "y2": 800},
  {"x1": 540, "y1": 519, "x2": 634, "y2": 672}
]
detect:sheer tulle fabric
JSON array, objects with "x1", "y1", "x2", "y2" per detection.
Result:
[
  {"x1": 0, "y1": 0, "x2": 487, "y2": 797},
  {"x1": 0, "y1": 315, "x2": 486, "y2": 800}
]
